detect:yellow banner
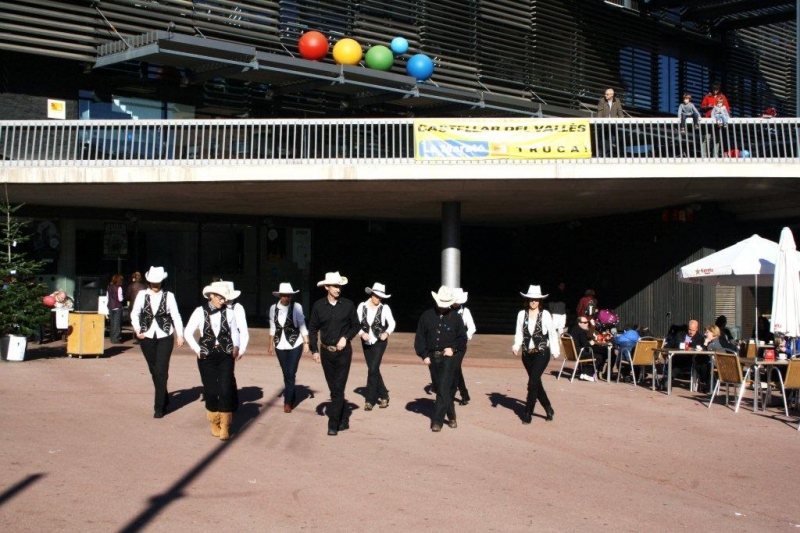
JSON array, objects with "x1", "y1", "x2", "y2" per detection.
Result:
[{"x1": 413, "y1": 118, "x2": 592, "y2": 160}]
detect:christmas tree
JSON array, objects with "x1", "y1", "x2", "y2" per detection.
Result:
[{"x1": 0, "y1": 185, "x2": 50, "y2": 337}]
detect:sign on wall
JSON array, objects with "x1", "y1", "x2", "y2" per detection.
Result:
[
  {"x1": 413, "y1": 118, "x2": 592, "y2": 160},
  {"x1": 47, "y1": 99, "x2": 66, "y2": 120},
  {"x1": 103, "y1": 223, "x2": 128, "y2": 256}
]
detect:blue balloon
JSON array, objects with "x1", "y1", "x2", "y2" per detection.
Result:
[
  {"x1": 406, "y1": 54, "x2": 434, "y2": 81},
  {"x1": 390, "y1": 37, "x2": 409, "y2": 55},
  {"x1": 740, "y1": 150, "x2": 751, "y2": 158}
]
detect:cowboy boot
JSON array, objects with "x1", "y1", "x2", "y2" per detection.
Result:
[
  {"x1": 206, "y1": 411, "x2": 221, "y2": 437},
  {"x1": 522, "y1": 402, "x2": 534, "y2": 425},
  {"x1": 219, "y1": 412, "x2": 233, "y2": 441}
]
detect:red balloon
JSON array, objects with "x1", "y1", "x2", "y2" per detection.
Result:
[
  {"x1": 298, "y1": 31, "x2": 329, "y2": 61},
  {"x1": 43, "y1": 295, "x2": 56, "y2": 307}
]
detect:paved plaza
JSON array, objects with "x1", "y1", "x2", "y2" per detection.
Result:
[{"x1": 1, "y1": 331, "x2": 799, "y2": 532}]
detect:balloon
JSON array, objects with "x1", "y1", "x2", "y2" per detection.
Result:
[
  {"x1": 365, "y1": 45, "x2": 394, "y2": 71},
  {"x1": 297, "y1": 31, "x2": 329, "y2": 61},
  {"x1": 740, "y1": 150, "x2": 751, "y2": 158},
  {"x1": 390, "y1": 37, "x2": 409, "y2": 55},
  {"x1": 43, "y1": 295, "x2": 56, "y2": 307},
  {"x1": 332, "y1": 38, "x2": 362, "y2": 65},
  {"x1": 406, "y1": 54, "x2": 434, "y2": 81}
]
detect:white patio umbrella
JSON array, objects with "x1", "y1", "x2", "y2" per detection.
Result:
[
  {"x1": 771, "y1": 228, "x2": 800, "y2": 348},
  {"x1": 678, "y1": 234, "x2": 799, "y2": 343}
]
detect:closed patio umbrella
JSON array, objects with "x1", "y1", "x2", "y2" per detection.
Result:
[{"x1": 771, "y1": 227, "x2": 800, "y2": 349}]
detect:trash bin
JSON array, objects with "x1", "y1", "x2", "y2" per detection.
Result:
[
  {"x1": 75, "y1": 277, "x2": 101, "y2": 312},
  {"x1": 1, "y1": 335, "x2": 27, "y2": 361}
]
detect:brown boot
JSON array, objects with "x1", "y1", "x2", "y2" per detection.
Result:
[
  {"x1": 219, "y1": 412, "x2": 233, "y2": 441},
  {"x1": 206, "y1": 411, "x2": 221, "y2": 437}
]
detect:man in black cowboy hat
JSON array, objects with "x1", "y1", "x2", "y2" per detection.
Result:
[
  {"x1": 308, "y1": 271, "x2": 360, "y2": 436},
  {"x1": 414, "y1": 285, "x2": 468, "y2": 432}
]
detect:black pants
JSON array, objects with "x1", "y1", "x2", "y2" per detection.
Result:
[
  {"x1": 429, "y1": 352, "x2": 458, "y2": 426},
  {"x1": 197, "y1": 349, "x2": 237, "y2": 413},
  {"x1": 453, "y1": 349, "x2": 469, "y2": 400},
  {"x1": 363, "y1": 340, "x2": 389, "y2": 404},
  {"x1": 109, "y1": 308, "x2": 122, "y2": 343},
  {"x1": 140, "y1": 335, "x2": 174, "y2": 414},
  {"x1": 521, "y1": 350, "x2": 552, "y2": 414},
  {"x1": 320, "y1": 344, "x2": 352, "y2": 430},
  {"x1": 276, "y1": 344, "x2": 304, "y2": 405}
]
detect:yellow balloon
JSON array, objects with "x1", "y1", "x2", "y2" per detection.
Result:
[{"x1": 332, "y1": 38, "x2": 362, "y2": 65}]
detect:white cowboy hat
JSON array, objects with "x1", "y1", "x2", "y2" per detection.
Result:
[
  {"x1": 317, "y1": 271, "x2": 348, "y2": 287},
  {"x1": 453, "y1": 287, "x2": 468, "y2": 305},
  {"x1": 202, "y1": 281, "x2": 235, "y2": 300},
  {"x1": 431, "y1": 285, "x2": 455, "y2": 307},
  {"x1": 520, "y1": 285, "x2": 548, "y2": 299},
  {"x1": 219, "y1": 280, "x2": 241, "y2": 301},
  {"x1": 365, "y1": 282, "x2": 391, "y2": 299},
  {"x1": 145, "y1": 266, "x2": 168, "y2": 283},
  {"x1": 272, "y1": 282, "x2": 299, "y2": 297}
]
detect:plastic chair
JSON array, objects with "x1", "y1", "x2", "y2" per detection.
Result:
[
  {"x1": 557, "y1": 333, "x2": 597, "y2": 382},
  {"x1": 617, "y1": 338, "x2": 659, "y2": 388},
  {"x1": 708, "y1": 352, "x2": 752, "y2": 413}
]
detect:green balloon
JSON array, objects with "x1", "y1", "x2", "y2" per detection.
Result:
[{"x1": 365, "y1": 45, "x2": 394, "y2": 71}]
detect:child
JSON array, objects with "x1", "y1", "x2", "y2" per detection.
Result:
[
  {"x1": 677, "y1": 93, "x2": 700, "y2": 133},
  {"x1": 712, "y1": 96, "x2": 730, "y2": 126}
]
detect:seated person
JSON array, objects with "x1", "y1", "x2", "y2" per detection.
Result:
[
  {"x1": 715, "y1": 315, "x2": 734, "y2": 344},
  {"x1": 751, "y1": 317, "x2": 774, "y2": 344},
  {"x1": 569, "y1": 316, "x2": 599, "y2": 380},
  {"x1": 612, "y1": 324, "x2": 640, "y2": 378},
  {"x1": 698, "y1": 324, "x2": 736, "y2": 393}
]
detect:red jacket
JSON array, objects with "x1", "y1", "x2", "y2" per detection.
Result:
[{"x1": 700, "y1": 92, "x2": 730, "y2": 118}]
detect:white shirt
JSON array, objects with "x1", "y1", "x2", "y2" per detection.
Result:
[
  {"x1": 268, "y1": 302, "x2": 308, "y2": 350},
  {"x1": 131, "y1": 289, "x2": 184, "y2": 339},
  {"x1": 458, "y1": 306, "x2": 476, "y2": 340},
  {"x1": 512, "y1": 309, "x2": 561, "y2": 357},
  {"x1": 184, "y1": 304, "x2": 240, "y2": 356},
  {"x1": 229, "y1": 302, "x2": 249, "y2": 356},
  {"x1": 356, "y1": 300, "x2": 396, "y2": 345}
]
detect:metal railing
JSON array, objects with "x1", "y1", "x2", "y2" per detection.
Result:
[{"x1": 1, "y1": 117, "x2": 798, "y2": 166}]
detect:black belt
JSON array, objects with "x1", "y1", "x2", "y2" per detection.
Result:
[
  {"x1": 428, "y1": 350, "x2": 445, "y2": 357},
  {"x1": 320, "y1": 343, "x2": 339, "y2": 353}
]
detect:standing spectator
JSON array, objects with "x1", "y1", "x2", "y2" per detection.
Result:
[
  {"x1": 308, "y1": 271, "x2": 360, "y2": 436},
  {"x1": 596, "y1": 88, "x2": 625, "y2": 118},
  {"x1": 106, "y1": 274, "x2": 124, "y2": 344},
  {"x1": 512, "y1": 285, "x2": 560, "y2": 425},
  {"x1": 677, "y1": 93, "x2": 701, "y2": 134},
  {"x1": 452, "y1": 288, "x2": 476, "y2": 405},
  {"x1": 131, "y1": 266, "x2": 185, "y2": 418},
  {"x1": 184, "y1": 281, "x2": 240, "y2": 440},
  {"x1": 596, "y1": 88, "x2": 625, "y2": 157},
  {"x1": 356, "y1": 282, "x2": 396, "y2": 412},
  {"x1": 700, "y1": 83, "x2": 730, "y2": 118},
  {"x1": 548, "y1": 282, "x2": 567, "y2": 334},
  {"x1": 414, "y1": 286, "x2": 467, "y2": 432},
  {"x1": 576, "y1": 289, "x2": 598, "y2": 319},
  {"x1": 126, "y1": 271, "x2": 147, "y2": 308},
  {"x1": 268, "y1": 283, "x2": 309, "y2": 413}
]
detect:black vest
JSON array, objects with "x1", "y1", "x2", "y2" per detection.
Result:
[
  {"x1": 361, "y1": 304, "x2": 385, "y2": 338},
  {"x1": 139, "y1": 291, "x2": 174, "y2": 335},
  {"x1": 199, "y1": 306, "x2": 233, "y2": 356},
  {"x1": 522, "y1": 310, "x2": 546, "y2": 353},
  {"x1": 274, "y1": 304, "x2": 300, "y2": 346}
]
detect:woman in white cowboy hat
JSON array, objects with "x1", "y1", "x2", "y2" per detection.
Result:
[
  {"x1": 130, "y1": 266, "x2": 185, "y2": 418},
  {"x1": 512, "y1": 285, "x2": 560, "y2": 425},
  {"x1": 268, "y1": 282, "x2": 310, "y2": 413},
  {"x1": 451, "y1": 288, "x2": 476, "y2": 405},
  {"x1": 184, "y1": 281, "x2": 241, "y2": 440},
  {"x1": 357, "y1": 282, "x2": 396, "y2": 411}
]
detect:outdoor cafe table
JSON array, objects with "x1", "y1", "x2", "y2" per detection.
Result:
[
  {"x1": 653, "y1": 348, "x2": 715, "y2": 395},
  {"x1": 594, "y1": 341, "x2": 614, "y2": 383},
  {"x1": 730, "y1": 357, "x2": 789, "y2": 412}
]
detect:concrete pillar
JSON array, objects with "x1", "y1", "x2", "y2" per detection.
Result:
[{"x1": 441, "y1": 201, "x2": 461, "y2": 288}]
